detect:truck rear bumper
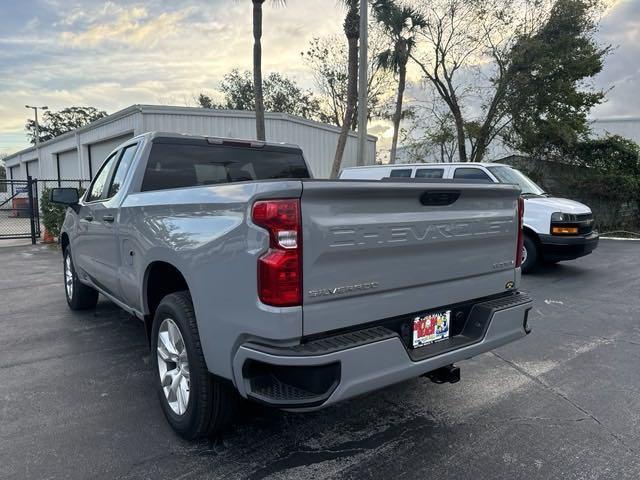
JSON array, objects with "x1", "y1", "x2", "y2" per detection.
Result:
[{"x1": 232, "y1": 292, "x2": 532, "y2": 410}]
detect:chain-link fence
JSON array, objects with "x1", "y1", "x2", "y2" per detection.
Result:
[{"x1": 0, "y1": 178, "x2": 91, "y2": 243}]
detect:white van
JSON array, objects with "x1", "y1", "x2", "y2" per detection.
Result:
[{"x1": 340, "y1": 163, "x2": 599, "y2": 273}]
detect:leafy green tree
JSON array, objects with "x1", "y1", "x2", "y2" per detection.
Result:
[
  {"x1": 197, "y1": 69, "x2": 322, "y2": 120},
  {"x1": 195, "y1": 93, "x2": 216, "y2": 109},
  {"x1": 570, "y1": 135, "x2": 640, "y2": 175},
  {"x1": 372, "y1": 0, "x2": 426, "y2": 164},
  {"x1": 26, "y1": 107, "x2": 107, "y2": 145},
  {"x1": 503, "y1": 0, "x2": 609, "y2": 156}
]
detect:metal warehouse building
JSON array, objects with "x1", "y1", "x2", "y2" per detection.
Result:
[{"x1": 3, "y1": 104, "x2": 377, "y2": 181}]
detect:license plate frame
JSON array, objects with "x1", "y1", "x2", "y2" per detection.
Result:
[{"x1": 412, "y1": 310, "x2": 451, "y2": 348}]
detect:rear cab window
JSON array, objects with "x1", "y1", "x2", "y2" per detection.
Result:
[{"x1": 141, "y1": 139, "x2": 310, "y2": 192}]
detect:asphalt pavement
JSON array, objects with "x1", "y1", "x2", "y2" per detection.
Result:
[{"x1": 0, "y1": 240, "x2": 639, "y2": 479}]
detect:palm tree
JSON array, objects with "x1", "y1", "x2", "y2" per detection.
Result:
[
  {"x1": 251, "y1": 0, "x2": 285, "y2": 141},
  {"x1": 330, "y1": 0, "x2": 360, "y2": 178},
  {"x1": 372, "y1": 0, "x2": 426, "y2": 164}
]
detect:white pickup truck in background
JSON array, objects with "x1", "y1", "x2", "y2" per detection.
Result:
[{"x1": 340, "y1": 162, "x2": 599, "y2": 273}]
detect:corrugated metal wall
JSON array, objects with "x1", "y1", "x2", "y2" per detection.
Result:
[
  {"x1": 141, "y1": 109, "x2": 376, "y2": 178},
  {"x1": 3, "y1": 106, "x2": 376, "y2": 180}
]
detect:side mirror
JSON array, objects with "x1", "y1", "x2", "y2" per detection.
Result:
[{"x1": 49, "y1": 188, "x2": 79, "y2": 205}]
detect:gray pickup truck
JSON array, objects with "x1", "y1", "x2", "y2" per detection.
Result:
[{"x1": 50, "y1": 132, "x2": 532, "y2": 439}]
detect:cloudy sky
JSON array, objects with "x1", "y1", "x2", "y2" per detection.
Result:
[{"x1": 0, "y1": 0, "x2": 638, "y2": 156}]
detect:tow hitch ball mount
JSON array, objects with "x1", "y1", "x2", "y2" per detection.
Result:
[{"x1": 423, "y1": 364, "x2": 460, "y2": 384}]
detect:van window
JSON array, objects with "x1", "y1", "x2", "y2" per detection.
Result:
[
  {"x1": 141, "y1": 142, "x2": 310, "y2": 192},
  {"x1": 453, "y1": 168, "x2": 492, "y2": 182},
  {"x1": 415, "y1": 168, "x2": 444, "y2": 179},
  {"x1": 389, "y1": 169, "x2": 412, "y2": 178}
]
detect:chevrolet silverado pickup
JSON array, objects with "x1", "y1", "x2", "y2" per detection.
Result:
[{"x1": 50, "y1": 132, "x2": 532, "y2": 439}]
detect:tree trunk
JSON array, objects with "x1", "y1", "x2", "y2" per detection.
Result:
[
  {"x1": 253, "y1": 1, "x2": 266, "y2": 141},
  {"x1": 451, "y1": 104, "x2": 468, "y2": 162},
  {"x1": 389, "y1": 61, "x2": 407, "y2": 165},
  {"x1": 330, "y1": 35, "x2": 359, "y2": 178}
]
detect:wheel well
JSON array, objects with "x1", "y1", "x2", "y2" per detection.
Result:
[
  {"x1": 144, "y1": 261, "x2": 189, "y2": 340},
  {"x1": 60, "y1": 233, "x2": 69, "y2": 254},
  {"x1": 523, "y1": 227, "x2": 540, "y2": 245}
]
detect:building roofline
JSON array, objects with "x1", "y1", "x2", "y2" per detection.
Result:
[
  {"x1": 3, "y1": 104, "x2": 377, "y2": 164},
  {"x1": 135, "y1": 104, "x2": 378, "y2": 141},
  {"x1": 2, "y1": 105, "x2": 143, "y2": 162}
]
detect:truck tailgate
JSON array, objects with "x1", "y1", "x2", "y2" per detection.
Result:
[{"x1": 301, "y1": 181, "x2": 520, "y2": 336}]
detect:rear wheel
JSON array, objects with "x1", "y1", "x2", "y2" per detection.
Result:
[
  {"x1": 151, "y1": 291, "x2": 237, "y2": 439},
  {"x1": 63, "y1": 248, "x2": 99, "y2": 310},
  {"x1": 521, "y1": 234, "x2": 539, "y2": 274}
]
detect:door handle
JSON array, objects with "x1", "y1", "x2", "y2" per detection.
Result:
[
  {"x1": 83, "y1": 215, "x2": 94, "y2": 222},
  {"x1": 103, "y1": 215, "x2": 115, "y2": 223}
]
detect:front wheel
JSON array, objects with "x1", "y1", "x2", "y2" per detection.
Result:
[
  {"x1": 151, "y1": 291, "x2": 237, "y2": 439},
  {"x1": 521, "y1": 235, "x2": 539, "y2": 274},
  {"x1": 63, "y1": 248, "x2": 98, "y2": 310}
]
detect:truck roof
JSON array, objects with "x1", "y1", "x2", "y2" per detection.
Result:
[
  {"x1": 343, "y1": 162, "x2": 510, "y2": 169},
  {"x1": 134, "y1": 131, "x2": 303, "y2": 151}
]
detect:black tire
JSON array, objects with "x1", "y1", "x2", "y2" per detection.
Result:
[
  {"x1": 521, "y1": 234, "x2": 539, "y2": 274},
  {"x1": 151, "y1": 291, "x2": 237, "y2": 439},
  {"x1": 63, "y1": 247, "x2": 99, "y2": 310}
]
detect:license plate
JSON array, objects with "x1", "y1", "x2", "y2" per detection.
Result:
[{"x1": 412, "y1": 310, "x2": 451, "y2": 348}]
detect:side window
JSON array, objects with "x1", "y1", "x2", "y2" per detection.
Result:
[
  {"x1": 389, "y1": 169, "x2": 412, "y2": 178},
  {"x1": 453, "y1": 168, "x2": 492, "y2": 182},
  {"x1": 108, "y1": 144, "x2": 138, "y2": 198},
  {"x1": 415, "y1": 168, "x2": 444, "y2": 179},
  {"x1": 86, "y1": 153, "x2": 117, "y2": 202}
]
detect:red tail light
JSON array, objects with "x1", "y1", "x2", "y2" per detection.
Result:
[
  {"x1": 252, "y1": 199, "x2": 302, "y2": 306},
  {"x1": 515, "y1": 197, "x2": 525, "y2": 268}
]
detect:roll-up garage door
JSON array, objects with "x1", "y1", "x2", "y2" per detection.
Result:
[
  {"x1": 24, "y1": 160, "x2": 39, "y2": 178},
  {"x1": 88, "y1": 134, "x2": 133, "y2": 179},
  {"x1": 57, "y1": 149, "x2": 79, "y2": 180}
]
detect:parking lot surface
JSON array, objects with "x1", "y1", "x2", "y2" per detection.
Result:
[{"x1": 1, "y1": 240, "x2": 639, "y2": 479}]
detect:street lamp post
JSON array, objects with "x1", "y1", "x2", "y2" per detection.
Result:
[{"x1": 25, "y1": 105, "x2": 48, "y2": 147}]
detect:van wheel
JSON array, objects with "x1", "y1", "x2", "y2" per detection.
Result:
[
  {"x1": 521, "y1": 235, "x2": 538, "y2": 274},
  {"x1": 151, "y1": 291, "x2": 237, "y2": 439},
  {"x1": 63, "y1": 248, "x2": 98, "y2": 310}
]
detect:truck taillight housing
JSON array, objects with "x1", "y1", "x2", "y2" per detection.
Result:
[
  {"x1": 515, "y1": 196, "x2": 525, "y2": 268},
  {"x1": 252, "y1": 199, "x2": 302, "y2": 307}
]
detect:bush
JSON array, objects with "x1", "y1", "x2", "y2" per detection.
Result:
[
  {"x1": 40, "y1": 188, "x2": 67, "y2": 238},
  {"x1": 40, "y1": 187, "x2": 84, "y2": 238},
  {"x1": 548, "y1": 171, "x2": 640, "y2": 232}
]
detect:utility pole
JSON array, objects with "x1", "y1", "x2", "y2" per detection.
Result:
[
  {"x1": 356, "y1": 0, "x2": 368, "y2": 166},
  {"x1": 26, "y1": 105, "x2": 48, "y2": 171}
]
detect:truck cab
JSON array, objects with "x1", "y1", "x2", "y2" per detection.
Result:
[{"x1": 340, "y1": 163, "x2": 599, "y2": 273}]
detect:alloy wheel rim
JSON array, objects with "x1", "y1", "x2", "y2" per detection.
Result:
[
  {"x1": 157, "y1": 318, "x2": 190, "y2": 415},
  {"x1": 64, "y1": 255, "x2": 73, "y2": 300},
  {"x1": 522, "y1": 245, "x2": 528, "y2": 265}
]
